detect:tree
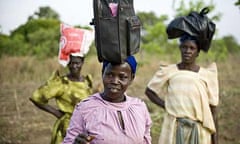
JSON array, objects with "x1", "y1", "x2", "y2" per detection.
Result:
[
  {"x1": 137, "y1": 12, "x2": 168, "y2": 28},
  {"x1": 28, "y1": 6, "x2": 60, "y2": 20},
  {"x1": 1, "y1": 6, "x2": 61, "y2": 58},
  {"x1": 235, "y1": 0, "x2": 240, "y2": 10},
  {"x1": 136, "y1": 11, "x2": 169, "y2": 55},
  {"x1": 235, "y1": 0, "x2": 240, "y2": 6},
  {"x1": 222, "y1": 35, "x2": 240, "y2": 53},
  {"x1": 173, "y1": 0, "x2": 221, "y2": 21}
]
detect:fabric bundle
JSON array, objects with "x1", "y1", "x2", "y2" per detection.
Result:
[{"x1": 58, "y1": 23, "x2": 94, "y2": 67}]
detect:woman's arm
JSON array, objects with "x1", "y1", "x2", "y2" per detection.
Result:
[
  {"x1": 145, "y1": 87, "x2": 165, "y2": 109},
  {"x1": 210, "y1": 105, "x2": 218, "y2": 144},
  {"x1": 29, "y1": 98, "x2": 64, "y2": 118},
  {"x1": 62, "y1": 105, "x2": 87, "y2": 144}
]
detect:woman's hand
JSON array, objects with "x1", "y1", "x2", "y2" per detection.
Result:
[
  {"x1": 74, "y1": 133, "x2": 95, "y2": 144},
  {"x1": 54, "y1": 109, "x2": 64, "y2": 118}
]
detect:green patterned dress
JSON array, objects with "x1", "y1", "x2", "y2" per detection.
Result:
[{"x1": 30, "y1": 71, "x2": 93, "y2": 144}]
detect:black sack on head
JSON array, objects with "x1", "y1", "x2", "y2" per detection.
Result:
[
  {"x1": 90, "y1": 0, "x2": 141, "y2": 63},
  {"x1": 166, "y1": 7, "x2": 216, "y2": 52}
]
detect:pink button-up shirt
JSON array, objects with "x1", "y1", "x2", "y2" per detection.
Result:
[{"x1": 62, "y1": 93, "x2": 152, "y2": 144}]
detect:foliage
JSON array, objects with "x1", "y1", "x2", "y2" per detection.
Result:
[
  {"x1": 11, "y1": 19, "x2": 60, "y2": 40},
  {"x1": 222, "y1": 35, "x2": 240, "y2": 53},
  {"x1": 0, "y1": 4, "x2": 240, "y2": 60},
  {"x1": 1, "y1": 19, "x2": 60, "y2": 58},
  {"x1": 137, "y1": 0, "x2": 240, "y2": 62},
  {"x1": 137, "y1": 12, "x2": 168, "y2": 28},
  {"x1": 0, "y1": 6, "x2": 98, "y2": 59},
  {"x1": 173, "y1": 0, "x2": 222, "y2": 21},
  {"x1": 197, "y1": 39, "x2": 228, "y2": 62},
  {"x1": 28, "y1": 6, "x2": 60, "y2": 20},
  {"x1": 27, "y1": 27, "x2": 59, "y2": 58},
  {"x1": 141, "y1": 21, "x2": 167, "y2": 54},
  {"x1": 235, "y1": 0, "x2": 240, "y2": 6},
  {"x1": 0, "y1": 33, "x2": 28, "y2": 57}
]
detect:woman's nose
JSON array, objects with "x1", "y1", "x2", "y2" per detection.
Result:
[
  {"x1": 111, "y1": 76, "x2": 119, "y2": 83},
  {"x1": 185, "y1": 47, "x2": 192, "y2": 53},
  {"x1": 73, "y1": 63, "x2": 78, "y2": 68}
]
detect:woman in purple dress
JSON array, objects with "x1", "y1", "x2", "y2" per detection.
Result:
[{"x1": 62, "y1": 56, "x2": 152, "y2": 144}]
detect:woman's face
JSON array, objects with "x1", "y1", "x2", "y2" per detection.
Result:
[
  {"x1": 68, "y1": 56, "x2": 84, "y2": 76},
  {"x1": 102, "y1": 62, "x2": 133, "y2": 102},
  {"x1": 179, "y1": 40, "x2": 199, "y2": 64}
]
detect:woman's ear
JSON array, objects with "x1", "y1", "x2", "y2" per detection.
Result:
[
  {"x1": 128, "y1": 74, "x2": 135, "y2": 84},
  {"x1": 132, "y1": 74, "x2": 135, "y2": 80},
  {"x1": 196, "y1": 50, "x2": 200, "y2": 57}
]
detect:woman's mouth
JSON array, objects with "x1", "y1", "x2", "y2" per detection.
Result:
[{"x1": 108, "y1": 85, "x2": 120, "y2": 92}]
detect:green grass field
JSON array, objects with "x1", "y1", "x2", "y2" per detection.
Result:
[{"x1": 0, "y1": 53, "x2": 239, "y2": 144}]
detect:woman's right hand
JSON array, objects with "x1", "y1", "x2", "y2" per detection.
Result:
[
  {"x1": 54, "y1": 109, "x2": 64, "y2": 118},
  {"x1": 74, "y1": 133, "x2": 95, "y2": 144}
]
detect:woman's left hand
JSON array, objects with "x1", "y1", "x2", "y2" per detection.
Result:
[{"x1": 74, "y1": 133, "x2": 95, "y2": 144}]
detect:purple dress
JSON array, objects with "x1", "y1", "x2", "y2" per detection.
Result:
[{"x1": 62, "y1": 93, "x2": 152, "y2": 144}]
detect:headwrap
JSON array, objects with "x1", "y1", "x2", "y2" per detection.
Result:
[
  {"x1": 102, "y1": 55, "x2": 137, "y2": 75},
  {"x1": 179, "y1": 33, "x2": 198, "y2": 45},
  {"x1": 58, "y1": 23, "x2": 94, "y2": 67}
]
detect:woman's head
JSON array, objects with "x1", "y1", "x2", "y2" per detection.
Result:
[
  {"x1": 68, "y1": 55, "x2": 84, "y2": 76},
  {"x1": 179, "y1": 34, "x2": 200, "y2": 64},
  {"x1": 101, "y1": 56, "x2": 137, "y2": 102},
  {"x1": 102, "y1": 56, "x2": 137, "y2": 79}
]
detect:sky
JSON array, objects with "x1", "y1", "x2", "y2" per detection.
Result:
[{"x1": 0, "y1": 0, "x2": 239, "y2": 42}]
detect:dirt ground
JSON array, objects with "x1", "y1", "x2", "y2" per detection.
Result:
[
  {"x1": 0, "y1": 55, "x2": 240, "y2": 144},
  {"x1": 0, "y1": 82, "x2": 54, "y2": 144}
]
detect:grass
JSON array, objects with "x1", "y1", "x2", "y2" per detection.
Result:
[{"x1": 0, "y1": 53, "x2": 239, "y2": 144}]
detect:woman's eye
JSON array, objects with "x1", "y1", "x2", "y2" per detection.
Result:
[
  {"x1": 191, "y1": 47, "x2": 197, "y2": 51},
  {"x1": 119, "y1": 75, "x2": 128, "y2": 80},
  {"x1": 181, "y1": 45, "x2": 187, "y2": 49},
  {"x1": 106, "y1": 73, "x2": 113, "y2": 77}
]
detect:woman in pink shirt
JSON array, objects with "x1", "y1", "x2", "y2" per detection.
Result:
[{"x1": 62, "y1": 56, "x2": 152, "y2": 144}]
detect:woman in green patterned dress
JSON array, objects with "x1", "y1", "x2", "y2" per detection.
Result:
[{"x1": 30, "y1": 54, "x2": 93, "y2": 144}]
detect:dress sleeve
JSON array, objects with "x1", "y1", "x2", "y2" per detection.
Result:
[
  {"x1": 62, "y1": 103, "x2": 85, "y2": 144},
  {"x1": 30, "y1": 70, "x2": 64, "y2": 105},
  {"x1": 85, "y1": 74, "x2": 93, "y2": 89},
  {"x1": 206, "y1": 63, "x2": 219, "y2": 106},
  {"x1": 143, "y1": 102, "x2": 152, "y2": 144},
  {"x1": 147, "y1": 65, "x2": 170, "y2": 100}
]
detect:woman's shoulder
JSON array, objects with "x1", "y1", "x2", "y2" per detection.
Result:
[
  {"x1": 126, "y1": 96, "x2": 148, "y2": 107},
  {"x1": 76, "y1": 93, "x2": 101, "y2": 107},
  {"x1": 159, "y1": 63, "x2": 177, "y2": 71},
  {"x1": 199, "y1": 62, "x2": 218, "y2": 83},
  {"x1": 38, "y1": 70, "x2": 64, "y2": 87},
  {"x1": 200, "y1": 62, "x2": 218, "y2": 75},
  {"x1": 152, "y1": 63, "x2": 177, "y2": 76}
]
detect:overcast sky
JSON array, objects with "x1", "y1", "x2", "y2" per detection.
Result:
[{"x1": 0, "y1": 0, "x2": 239, "y2": 42}]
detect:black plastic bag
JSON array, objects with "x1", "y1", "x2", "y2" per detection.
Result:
[{"x1": 166, "y1": 7, "x2": 216, "y2": 52}]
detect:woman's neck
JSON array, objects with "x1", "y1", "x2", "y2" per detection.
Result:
[
  {"x1": 177, "y1": 62, "x2": 200, "y2": 72},
  {"x1": 100, "y1": 93, "x2": 126, "y2": 103},
  {"x1": 67, "y1": 74, "x2": 84, "y2": 82}
]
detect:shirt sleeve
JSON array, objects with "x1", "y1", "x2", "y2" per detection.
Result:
[
  {"x1": 205, "y1": 62, "x2": 219, "y2": 106},
  {"x1": 30, "y1": 70, "x2": 64, "y2": 105},
  {"x1": 62, "y1": 103, "x2": 85, "y2": 144},
  {"x1": 147, "y1": 65, "x2": 170, "y2": 100},
  {"x1": 143, "y1": 102, "x2": 152, "y2": 144}
]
